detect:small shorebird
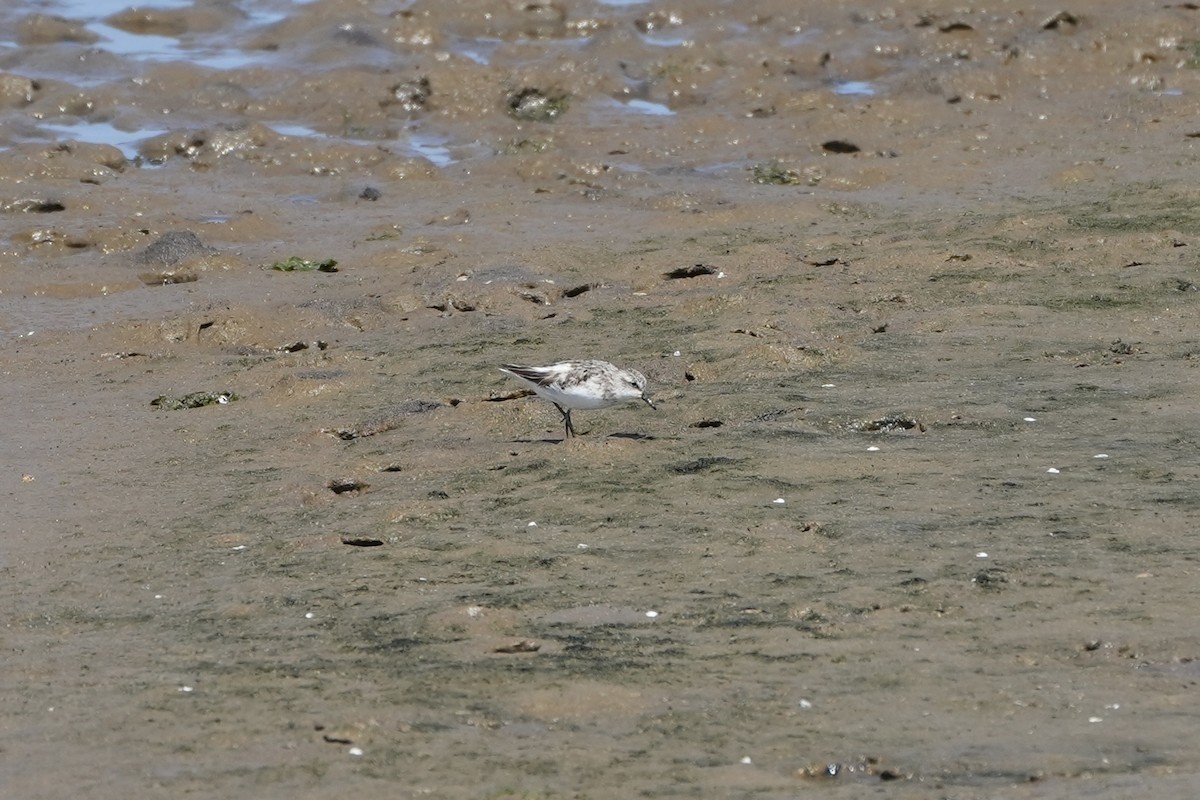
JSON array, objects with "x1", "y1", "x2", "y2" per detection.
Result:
[{"x1": 499, "y1": 359, "x2": 656, "y2": 439}]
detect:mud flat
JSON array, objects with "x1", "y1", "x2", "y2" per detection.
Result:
[{"x1": 3, "y1": 1, "x2": 1200, "y2": 797}]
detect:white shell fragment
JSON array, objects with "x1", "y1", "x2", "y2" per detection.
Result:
[
  {"x1": 1023, "y1": 417, "x2": 1037, "y2": 422},
  {"x1": 798, "y1": 699, "x2": 814, "y2": 709},
  {"x1": 645, "y1": 610, "x2": 659, "y2": 618},
  {"x1": 305, "y1": 612, "x2": 315, "y2": 619},
  {"x1": 1046, "y1": 468, "x2": 1060, "y2": 474},
  {"x1": 527, "y1": 521, "x2": 538, "y2": 527},
  {"x1": 1094, "y1": 453, "x2": 1109, "y2": 459},
  {"x1": 976, "y1": 552, "x2": 988, "y2": 559},
  {"x1": 177, "y1": 685, "x2": 194, "y2": 693},
  {"x1": 867, "y1": 446, "x2": 880, "y2": 452},
  {"x1": 349, "y1": 747, "x2": 365, "y2": 756},
  {"x1": 740, "y1": 756, "x2": 753, "y2": 765},
  {"x1": 773, "y1": 498, "x2": 786, "y2": 505}
]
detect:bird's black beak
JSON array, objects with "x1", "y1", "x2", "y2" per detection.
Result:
[{"x1": 643, "y1": 395, "x2": 657, "y2": 410}]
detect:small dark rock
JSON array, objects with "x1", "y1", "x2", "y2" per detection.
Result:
[
  {"x1": 329, "y1": 478, "x2": 368, "y2": 494},
  {"x1": 821, "y1": 140, "x2": 861, "y2": 154},
  {"x1": 341, "y1": 536, "x2": 384, "y2": 547},
  {"x1": 135, "y1": 230, "x2": 216, "y2": 267},
  {"x1": 664, "y1": 264, "x2": 717, "y2": 280}
]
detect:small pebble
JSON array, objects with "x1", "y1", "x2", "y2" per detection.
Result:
[
  {"x1": 348, "y1": 747, "x2": 364, "y2": 756},
  {"x1": 645, "y1": 610, "x2": 659, "y2": 618},
  {"x1": 305, "y1": 612, "x2": 315, "y2": 619},
  {"x1": 740, "y1": 756, "x2": 753, "y2": 765}
]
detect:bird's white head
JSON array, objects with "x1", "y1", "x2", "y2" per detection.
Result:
[{"x1": 621, "y1": 368, "x2": 656, "y2": 409}]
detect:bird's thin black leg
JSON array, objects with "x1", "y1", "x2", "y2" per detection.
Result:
[{"x1": 553, "y1": 403, "x2": 575, "y2": 439}]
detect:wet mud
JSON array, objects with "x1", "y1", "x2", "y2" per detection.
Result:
[{"x1": 3, "y1": 1, "x2": 1200, "y2": 798}]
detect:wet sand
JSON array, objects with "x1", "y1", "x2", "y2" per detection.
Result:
[{"x1": 3, "y1": 1, "x2": 1200, "y2": 797}]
